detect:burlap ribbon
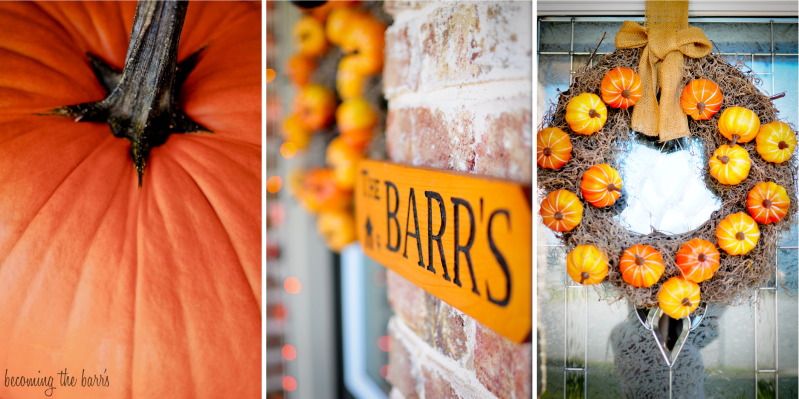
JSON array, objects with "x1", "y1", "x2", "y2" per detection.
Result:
[{"x1": 615, "y1": 0, "x2": 712, "y2": 141}]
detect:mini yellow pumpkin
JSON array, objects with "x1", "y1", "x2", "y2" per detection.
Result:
[
  {"x1": 746, "y1": 181, "x2": 790, "y2": 225},
  {"x1": 619, "y1": 244, "x2": 665, "y2": 288},
  {"x1": 756, "y1": 121, "x2": 797, "y2": 164},
  {"x1": 658, "y1": 277, "x2": 701, "y2": 319},
  {"x1": 537, "y1": 127, "x2": 573, "y2": 170},
  {"x1": 718, "y1": 106, "x2": 761, "y2": 143},
  {"x1": 565, "y1": 93, "x2": 607, "y2": 135},
  {"x1": 716, "y1": 212, "x2": 760, "y2": 255},
  {"x1": 540, "y1": 189, "x2": 584, "y2": 232},
  {"x1": 566, "y1": 244, "x2": 609, "y2": 285},
  {"x1": 580, "y1": 163, "x2": 623, "y2": 208},
  {"x1": 708, "y1": 144, "x2": 751, "y2": 185}
]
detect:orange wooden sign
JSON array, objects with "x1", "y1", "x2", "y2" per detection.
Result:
[{"x1": 355, "y1": 160, "x2": 531, "y2": 343}]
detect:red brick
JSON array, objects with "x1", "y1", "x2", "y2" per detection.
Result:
[
  {"x1": 420, "y1": 365, "x2": 460, "y2": 399},
  {"x1": 422, "y1": 296, "x2": 470, "y2": 365},
  {"x1": 474, "y1": 323, "x2": 532, "y2": 399},
  {"x1": 383, "y1": 1, "x2": 428, "y2": 16},
  {"x1": 386, "y1": 270, "x2": 428, "y2": 336},
  {"x1": 387, "y1": 323, "x2": 420, "y2": 398},
  {"x1": 384, "y1": 2, "x2": 532, "y2": 98},
  {"x1": 474, "y1": 109, "x2": 532, "y2": 182}
]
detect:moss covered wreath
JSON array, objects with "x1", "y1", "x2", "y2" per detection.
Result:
[{"x1": 537, "y1": 30, "x2": 797, "y2": 318}]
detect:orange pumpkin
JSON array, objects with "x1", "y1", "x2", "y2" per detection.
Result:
[
  {"x1": 746, "y1": 181, "x2": 790, "y2": 224},
  {"x1": 566, "y1": 244, "x2": 609, "y2": 285},
  {"x1": 565, "y1": 93, "x2": 607, "y2": 135},
  {"x1": 756, "y1": 121, "x2": 797, "y2": 164},
  {"x1": 619, "y1": 244, "x2": 665, "y2": 288},
  {"x1": 326, "y1": 137, "x2": 363, "y2": 189},
  {"x1": 708, "y1": 144, "x2": 751, "y2": 185},
  {"x1": 679, "y1": 79, "x2": 723, "y2": 120},
  {"x1": 282, "y1": 113, "x2": 313, "y2": 150},
  {"x1": 0, "y1": 2, "x2": 260, "y2": 398},
  {"x1": 340, "y1": 128, "x2": 374, "y2": 153},
  {"x1": 675, "y1": 238, "x2": 720, "y2": 283},
  {"x1": 600, "y1": 67, "x2": 642, "y2": 109},
  {"x1": 317, "y1": 210, "x2": 357, "y2": 252},
  {"x1": 716, "y1": 212, "x2": 760, "y2": 255},
  {"x1": 286, "y1": 53, "x2": 317, "y2": 86},
  {"x1": 295, "y1": 168, "x2": 353, "y2": 213},
  {"x1": 539, "y1": 189, "x2": 584, "y2": 232},
  {"x1": 658, "y1": 277, "x2": 701, "y2": 319},
  {"x1": 336, "y1": 98, "x2": 378, "y2": 132},
  {"x1": 718, "y1": 106, "x2": 761, "y2": 143},
  {"x1": 326, "y1": 7, "x2": 361, "y2": 45},
  {"x1": 337, "y1": 57, "x2": 368, "y2": 100},
  {"x1": 580, "y1": 164, "x2": 623, "y2": 208},
  {"x1": 536, "y1": 127, "x2": 572, "y2": 170},
  {"x1": 340, "y1": 13, "x2": 385, "y2": 75},
  {"x1": 294, "y1": 83, "x2": 337, "y2": 131},
  {"x1": 294, "y1": 15, "x2": 328, "y2": 58}
]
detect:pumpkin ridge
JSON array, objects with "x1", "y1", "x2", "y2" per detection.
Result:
[{"x1": 0, "y1": 135, "x2": 118, "y2": 267}]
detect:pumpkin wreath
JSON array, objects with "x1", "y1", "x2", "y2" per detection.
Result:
[{"x1": 538, "y1": 47, "x2": 797, "y2": 314}]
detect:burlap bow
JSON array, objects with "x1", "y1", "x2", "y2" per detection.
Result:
[{"x1": 615, "y1": 0, "x2": 712, "y2": 141}]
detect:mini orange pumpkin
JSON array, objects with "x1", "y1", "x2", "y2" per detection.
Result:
[
  {"x1": 580, "y1": 164, "x2": 623, "y2": 208},
  {"x1": 295, "y1": 168, "x2": 353, "y2": 213},
  {"x1": 680, "y1": 79, "x2": 723, "y2": 120},
  {"x1": 600, "y1": 67, "x2": 642, "y2": 109},
  {"x1": 619, "y1": 244, "x2": 665, "y2": 288},
  {"x1": 718, "y1": 106, "x2": 761, "y2": 143},
  {"x1": 658, "y1": 277, "x2": 701, "y2": 319},
  {"x1": 337, "y1": 58, "x2": 367, "y2": 100},
  {"x1": 336, "y1": 98, "x2": 378, "y2": 133},
  {"x1": 540, "y1": 189, "x2": 584, "y2": 232},
  {"x1": 294, "y1": 84, "x2": 337, "y2": 131},
  {"x1": 282, "y1": 113, "x2": 313, "y2": 150},
  {"x1": 675, "y1": 238, "x2": 720, "y2": 283},
  {"x1": 716, "y1": 212, "x2": 760, "y2": 255},
  {"x1": 340, "y1": 13, "x2": 385, "y2": 75},
  {"x1": 294, "y1": 15, "x2": 328, "y2": 58},
  {"x1": 746, "y1": 181, "x2": 790, "y2": 224},
  {"x1": 536, "y1": 127, "x2": 572, "y2": 170},
  {"x1": 566, "y1": 244, "x2": 609, "y2": 285},
  {"x1": 708, "y1": 144, "x2": 751, "y2": 185},
  {"x1": 565, "y1": 93, "x2": 607, "y2": 135},
  {"x1": 317, "y1": 210, "x2": 357, "y2": 252},
  {"x1": 286, "y1": 54, "x2": 317, "y2": 86},
  {"x1": 326, "y1": 137, "x2": 363, "y2": 189},
  {"x1": 756, "y1": 121, "x2": 797, "y2": 164}
]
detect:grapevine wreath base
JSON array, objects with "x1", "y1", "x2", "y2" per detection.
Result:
[{"x1": 539, "y1": 48, "x2": 798, "y2": 308}]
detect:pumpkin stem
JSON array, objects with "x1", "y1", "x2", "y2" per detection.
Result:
[
  {"x1": 763, "y1": 199, "x2": 773, "y2": 208},
  {"x1": 778, "y1": 141, "x2": 789, "y2": 150},
  {"x1": 580, "y1": 272, "x2": 590, "y2": 284},
  {"x1": 621, "y1": 89, "x2": 630, "y2": 99},
  {"x1": 543, "y1": 147, "x2": 552, "y2": 156},
  {"x1": 735, "y1": 232, "x2": 745, "y2": 241},
  {"x1": 681, "y1": 298, "x2": 692, "y2": 307},
  {"x1": 718, "y1": 155, "x2": 730, "y2": 164},
  {"x1": 696, "y1": 102, "x2": 706, "y2": 114},
  {"x1": 553, "y1": 211, "x2": 564, "y2": 221},
  {"x1": 51, "y1": 0, "x2": 207, "y2": 185},
  {"x1": 588, "y1": 109, "x2": 600, "y2": 118}
]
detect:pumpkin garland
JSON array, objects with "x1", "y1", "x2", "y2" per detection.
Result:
[
  {"x1": 281, "y1": 2, "x2": 387, "y2": 252},
  {"x1": 538, "y1": 46, "x2": 797, "y2": 314}
]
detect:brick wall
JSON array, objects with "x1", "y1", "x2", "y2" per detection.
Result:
[{"x1": 382, "y1": 2, "x2": 532, "y2": 398}]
